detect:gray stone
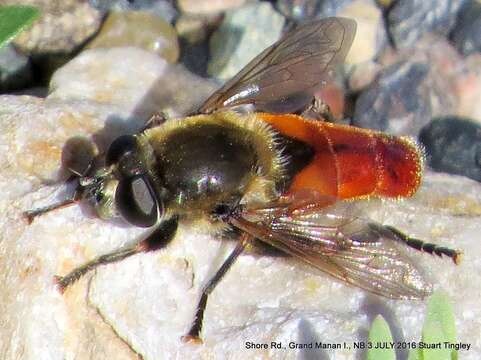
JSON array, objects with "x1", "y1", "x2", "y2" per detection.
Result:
[
  {"x1": 89, "y1": 0, "x2": 178, "y2": 23},
  {"x1": 278, "y1": 0, "x2": 355, "y2": 19},
  {"x1": 420, "y1": 116, "x2": 481, "y2": 182},
  {"x1": 208, "y1": 2, "x2": 285, "y2": 81},
  {"x1": 353, "y1": 61, "x2": 433, "y2": 136},
  {"x1": 177, "y1": 0, "x2": 247, "y2": 15},
  {"x1": 353, "y1": 34, "x2": 464, "y2": 136},
  {"x1": 450, "y1": 0, "x2": 481, "y2": 56},
  {"x1": 0, "y1": 45, "x2": 32, "y2": 92},
  {"x1": 388, "y1": 0, "x2": 464, "y2": 49}
]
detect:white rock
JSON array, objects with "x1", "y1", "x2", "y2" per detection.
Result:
[
  {"x1": 340, "y1": 0, "x2": 387, "y2": 65},
  {"x1": 1, "y1": 47, "x2": 481, "y2": 360}
]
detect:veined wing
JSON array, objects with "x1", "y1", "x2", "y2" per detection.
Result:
[
  {"x1": 230, "y1": 198, "x2": 432, "y2": 299},
  {"x1": 199, "y1": 17, "x2": 356, "y2": 114}
]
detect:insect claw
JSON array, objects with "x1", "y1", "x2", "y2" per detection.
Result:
[
  {"x1": 22, "y1": 211, "x2": 35, "y2": 225},
  {"x1": 453, "y1": 251, "x2": 463, "y2": 265},
  {"x1": 180, "y1": 335, "x2": 203, "y2": 345},
  {"x1": 53, "y1": 275, "x2": 68, "y2": 294}
]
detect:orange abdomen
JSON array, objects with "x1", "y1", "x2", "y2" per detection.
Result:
[{"x1": 258, "y1": 113, "x2": 422, "y2": 200}]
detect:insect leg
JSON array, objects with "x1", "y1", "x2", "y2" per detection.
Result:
[
  {"x1": 181, "y1": 233, "x2": 252, "y2": 344},
  {"x1": 301, "y1": 96, "x2": 336, "y2": 122},
  {"x1": 23, "y1": 177, "x2": 82, "y2": 224},
  {"x1": 369, "y1": 223, "x2": 462, "y2": 265},
  {"x1": 141, "y1": 112, "x2": 168, "y2": 131},
  {"x1": 24, "y1": 198, "x2": 77, "y2": 224},
  {"x1": 55, "y1": 216, "x2": 178, "y2": 292}
]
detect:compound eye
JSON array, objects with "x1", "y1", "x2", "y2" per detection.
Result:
[
  {"x1": 115, "y1": 175, "x2": 161, "y2": 227},
  {"x1": 106, "y1": 135, "x2": 138, "y2": 167}
]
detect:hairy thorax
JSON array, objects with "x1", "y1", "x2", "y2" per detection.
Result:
[{"x1": 139, "y1": 112, "x2": 285, "y2": 218}]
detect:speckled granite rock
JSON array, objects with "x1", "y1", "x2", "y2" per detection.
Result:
[
  {"x1": 1, "y1": 0, "x2": 103, "y2": 54},
  {"x1": 353, "y1": 34, "x2": 465, "y2": 136},
  {"x1": 387, "y1": 0, "x2": 464, "y2": 49},
  {"x1": 1, "y1": 47, "x2": 481, "y2": 360}
]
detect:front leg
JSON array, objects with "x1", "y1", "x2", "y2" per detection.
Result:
[{"x1": 56, "y1": 216, "x2": 178, "y2": 292}]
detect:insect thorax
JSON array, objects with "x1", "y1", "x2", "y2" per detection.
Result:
[{"x1": 139, "y1": 112, "x2": 285, "y2": 214}]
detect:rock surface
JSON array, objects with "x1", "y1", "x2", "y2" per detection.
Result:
[
  {"x1": 387, "y1": 0, "x2": 464, "y2": 49},
  {"x1": 353, "y1": 34, "x2": 464, "y2": 136},
  {"x1": 420, "y1": 116, "x2": 481, "y2": 182},
  {"x1": 86, "y1": 11, "x2": 180, "y2": 63},
  {"x1": 338, "y1": 0, "x2": 387, "y2": 65},
  {"x1": 0, "y1": 45, "x2": 32, "y2": 92},
  {"x1": 1, "y1": 46, "x2": 481, "y2": 360},
  {"x1": 90, "y1": 0, "x2": 178, "y2": 23},
  {"x1": 352, "y1": 60, "x2": 433, "y2": 136},
  {"x1": 450, "y1": 0, "x2": 481, "y2": 56},
  {"x1": 177, "y1": 0, "x2": 247, "y2": 15},
  {"x1": 3, "y1": 0, "x2": 102, "y2": 54},
  {"x1": 207, "y1": 2, "x2": 285, "y2": 81}
]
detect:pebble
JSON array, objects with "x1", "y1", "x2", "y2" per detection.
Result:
[
  {"x1": 353, "y1": 34, "x2": 465, "y2": 136},
  {"x1": 338, "y1": 0, "x2": 387, "y2": 65},
  {"x1": 387, "y1": 0, "x2": 464, "y2": 49},
  {"x1": 347, "y1": 60, "x2": 382, "y2": 92},
  {"x1": 450, "y1": 0, "x2": 481, "y2": 56},
  {"x1": 455, "y1": 54, "x2": 481, "y2": 122},
  {"x1": 177, "y1": 0, "x2": 247, "y2": 15},
  {"x1": 179, "y1": 40, "x2": 210, "y2": 77},
  {"x1": 87, "y1": 11, "x2": 180, "y2": 63},
  {"x1": 419, "y1": 117, "x2": 481, "y2": 182},
  {"x1": 9, "y1": 0, "x2": 102, "y2": 54},
  {"x1": 277, "y1": 0, "x2": 324, "y2": 21},
  {"x1": 89, "y1": 0, "x2": 177, "y2": 23},
  {"x1": 352, "y1": 61, "x2": 432, "y2": 136},
  {"x1": 176, "y1": 14, "x2": 221, "y2": 44},
  {"x1": 0, "y1": 45, "x2": 32, "y2": 92},
  {"x1": 208, "y1": 2, "x2": 285, "y2": 81},
  {"x1": 277, "y1": 0, "x2": 386, "y2": 64},
  {"x1": 49, "y1": 47, "x2": 217, "y2": 119}
]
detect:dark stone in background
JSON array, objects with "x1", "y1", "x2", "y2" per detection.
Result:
[
  {"x1": 277, "y1": 0, "x2": 355, "y2": 21},
  {"x1": 419, "y1": 117, "x2": 481, "y2": 182},
  {"x1": 352, "y1": 61, "x2": 432, "y2": 136},
  {"x1": 450, "y1": 0, "x2": 481, "y2": 56},
  {"x1": 89, "y1": 0, "x2": 177, "y2": 22},
  {"x1": 387, "y1": 0, "x2": 464, "y2": 49},
  {"x1": 179, "y1": 40, "x2": 210, "y2": 77},
  {"x1": 0, "y1": 46, "x2": 32, "y2": 93}
]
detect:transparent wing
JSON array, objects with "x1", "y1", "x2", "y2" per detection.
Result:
[
  {"x1": 230, "y1": 196, "x2": 432, "y2": 299},
  {"x1": 199, "y1": 17, "x2": 356, "y2": 114}
]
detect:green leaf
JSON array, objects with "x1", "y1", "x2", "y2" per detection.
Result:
[
  {"x1": 367, "y1": 315, "x2": 396, "y2": 360},
  {"x1": 408, "y1": 348, "x2": 423, "y2": 360},
  {"x1": 422, "y1": 291, "x2": 457, "y2": 360},
  {"x1": 422, "y1": 319, "x2": 450, "y2": 360},
  {"x1": 0, "y1": 5, "x2": 40, "y2": 49}
]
